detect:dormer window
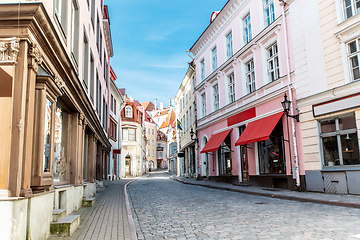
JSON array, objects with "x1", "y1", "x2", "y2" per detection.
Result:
[{"x1": 125, "y1": 106, "x2": 133, "y2": 118}]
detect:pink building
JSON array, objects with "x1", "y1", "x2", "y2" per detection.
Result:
[{"x1": 191, "y1": 0, "x2": 305, "y2": 190}]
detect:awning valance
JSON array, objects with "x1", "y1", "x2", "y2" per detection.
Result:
[
  {"x1": 235, "y1": 112, "x2": 283, "y2": 146},
  {"x1": 200, "y1": 129, "x2": 231, "y2": 154}
]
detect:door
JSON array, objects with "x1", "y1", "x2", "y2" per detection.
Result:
[
  {"x1": 241, "y1": 146, "x2": 249, "y2": 181},
  {"x1": 125, "y1": 156, "x2": 131, "y2": 174}
]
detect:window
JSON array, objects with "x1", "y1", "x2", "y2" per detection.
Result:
[
  {"x1": 111, "y1": 95, "x2": 114, "y2": 112},
  {"x1": 343, "y1": 0, "x2": 360, "y2": 20},
  {"x1": 213, "y1": 84, "x2": 219, "y2": 111},
  {"x1": 114, "y1": 99, "x2": 116, "y2": 115},
  {"x1": 43, "y1": 99, "x2": 52, "y2": 173},
  {"x1": 246, "y1": 60, "x2": 256, "y2": 93},
  {"x1": 152, "y1": 129, "x2": 154, "y2": 135},
  {"x1": 201, "y1": 93, "x2": 206, "y2": 118},
  {"x1": 54, "y1": 0, "x2": 67, "y2": 36},
  {"x1": 125, "y1": 106, "x2": 133, "y2": 118},
  {"x1": 129, "y1": 128, "x2": 136, "y2": 141},
  {"x1": 148, "y1": 139, "x2": 150, "y2": 145},
  {"x1": 100, "y1": 32, "x2": 103, "y2": 63},
  {"x1": 83, "y1": 31, "x2": 89, "y2": 88},
  {"x1": 123, "y1": 128, "x2": 128, "y2": 141},
  {"x1": 212, "y1": 47, "x2": 218, "y2": 71},
  {"x1": 264, "y1": 0, "x2": 275, "y2": 26},
  {"x1": 96, "y1": 14, "x2": 100, "y2": 50},
  {"x1": 228, "y1": 73, "x2": 235, "y2": 103},
  {"x1": 192, "y1": 76, "x2": 196, "y2": 92},
  {"x1": 109, "y1": 118, "x2": 117, "y2": 141},
  {"x1": 320, "y1": 114, "x2": 360, "y2": 166},
  {"x1": 186, "y1": 111, "x2": 189, "y2": 131},
  {"x1": 71, "y1": 0, "x2": 79, "y2": 64},
  {"x1": 152, "y1": 149, "x2": 154, "y2": 157},
  {"x1": 267, "y1": 43, "x2": 279, "y2": 81},
  {"x1": 347, "y1": 38, "x2": 360, "y2": 81},
  {"x1": 193, "y1": 103, "x2": 196, "y2": 124},
  {"x1": 97, "y1": 72, "x2": 101, "y2": 116},
  {"x1": 148, "y1": 149, "x2": 150, "y2": 156},
  {"x1": 243, "y1": 13, "x2": 252, "y2": 44},
  {"x1": 226, "y1": 32, "x2": 233, "y2": 59},
  {"x1": 148, "y1": 128, "x2": 150, "y2": 134},
  {"x1": 53, "y1": 102, "x2": 70, "y2": 183},
  {"x1": 200, "y1": 59, "x2": 205, "y2": 81},
  {"x1": 90, "y1": 53, "x2": 94, "y2": 102},
  {"x1": 189, "y1": 107, "x2": 192, "y2": 127},
  {"x1": 152, "y1": 140, "x2": 154, "y2": 146},
  {"x1": 91, "y1": 0, "x2": 95, "y2": 28}
]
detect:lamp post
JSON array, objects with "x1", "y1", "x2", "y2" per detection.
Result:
[{"x1": 281, "y1": 93, "x2": 300, "y2": 188}]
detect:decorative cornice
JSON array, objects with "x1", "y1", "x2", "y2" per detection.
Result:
[
  {"x1": 54, "y1": 76, "x2": 65, "y2": 89},
  {"x1": 28, "y1": 44, "x2": 43, "y2": 73},
  {"x1": 0, "y1": 37, "x2": 20, "y2": 64}
]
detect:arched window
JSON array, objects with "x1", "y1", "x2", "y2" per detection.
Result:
[{"x1": 125, "y1": 106, "x2": 133, "y2": 118}]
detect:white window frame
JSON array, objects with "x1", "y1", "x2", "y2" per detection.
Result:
[
  {"x1": 226, "y1": 31, "x2": 233, "y2": 59},
  {"x1": 243, "y1": 13, "x2": 252, "y2": 44},
  {"x1": 342, "y1": 0, "x2": 360, "y2": 20},
  {"x1": 246, "y1": 60, "x2": 256, "y2": 94},
  {"x1": 264, "y1": 0, "x2": 275, "y2": 27},
  {"x1": 201, "y1": 92, "x2": 206, "y2": 118},
  {"x1": 213, "y1": 84, "x2": 219, "y2": 111},
  {"x1": 347, "y1": 38, "x2": 360, "y2": 81},
  {"x1": 228, "y1": 73, "x2": 236, "y2": 103},
  {"x1": 125, "y1": 106, "x2": 133, "y2": 118},
  {"x1": 200, "y1": 59, "x2": 205, "y2": 81},
  {"x1": 267, "y1": 43, "x2": 280, "y2": 82},
  {"x1": 212, "y1": 46, "x2": 218, "y2": 71}
]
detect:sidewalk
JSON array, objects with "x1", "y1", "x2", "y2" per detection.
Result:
[{"x1": 169, "y1": 174, "x2": 360, "y2": 209}]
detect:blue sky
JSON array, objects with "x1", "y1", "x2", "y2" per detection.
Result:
[{"x1": 106, "y1": 0, "x2": 229, "y2": 106}]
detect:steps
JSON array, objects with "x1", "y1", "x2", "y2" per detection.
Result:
[
  {"x1": 82, "y1": 197, "x2": 96, "y2": 207},
  {"x1": 50, "y1": 214, "x2": 80, "y2": 237},
  {"x1": 52, "y1": 209, "x2": 66, "y2": 222}
]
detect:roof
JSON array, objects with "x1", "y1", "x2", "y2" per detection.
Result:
[
  {"x1": 159, "y1": 110, "x2": 176, "y2": 129},
  {"x1": 141, "y1": 101, "x2": 155, "y2": 112}
]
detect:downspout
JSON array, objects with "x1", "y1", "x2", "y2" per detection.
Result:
[{"x1": 281, "y1": 1, "x2": 300, "y2": 188}]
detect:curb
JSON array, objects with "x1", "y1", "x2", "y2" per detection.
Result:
[
  {"x1": 171, "y1": 178, "x2": 360, "y2": 209},
  {"x1": 124, "y1": 179, "x2": 138, "y2": 240}
]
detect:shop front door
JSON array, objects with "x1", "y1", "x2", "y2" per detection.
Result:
[
  {"x1": 241, "y1": 146, "x2": 249, "y2": 181},
  {"x1": 125, "y1": 156, "x2": 131, "y2": 175}
]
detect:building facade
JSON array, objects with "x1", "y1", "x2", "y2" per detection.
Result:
[
  {"x1": 174, "y1": 63, "x2": 198, "y2": 177},
  {"x1": 108, "y1": 67, "x2": 125, "y2": 180},
  {"x1": 287, "y1": 0, "x2": 360, "y2": 194},
  {"x1": 144, "y1": 113, "x2": 158, "y2": 171},
  {"x1": 157, "y1": 130, "x2": 168, "y2": 169},
  {"x1": 0, "y1": 0, "x2": 112, "y2": 238},
  {"x1": 121, "y1": 97, "x2": 146, "y2": 177},
  {"x1": 191, "y1": 0, "x2": 304, "y2": 189}
]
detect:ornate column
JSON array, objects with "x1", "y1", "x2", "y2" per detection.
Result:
[
  {"x1": 0, "y1": 38, "x2": 20, "y2": 198},
  {"x1": 21, "y1": 45, "x2": 42, "y2": 197}
]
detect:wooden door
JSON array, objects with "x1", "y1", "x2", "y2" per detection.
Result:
[{"x1": 241, "y1": 146, "x2": 249, "y2": 181}]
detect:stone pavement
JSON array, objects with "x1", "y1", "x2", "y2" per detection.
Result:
[
  {"x1": 169, "y1": 174, "x2": 360, "y2": 209},
  {"x1": 50, "y1": 180, "x2": 133, "y2": 240},
  {"x1": 128, "y1": 171, "x2": 360, "y2": 240}
]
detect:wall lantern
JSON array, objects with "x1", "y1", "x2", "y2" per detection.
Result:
[
  {"x1": 190, "y1": 128, "x2": 198, "y2": 142},
  {"x1": 281, "y1": 93, "x2": 299, "y2": 122}
]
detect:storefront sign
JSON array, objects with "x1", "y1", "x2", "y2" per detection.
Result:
[{"x1": 313, "y1": 93, "x2": 360, "y2": 117}]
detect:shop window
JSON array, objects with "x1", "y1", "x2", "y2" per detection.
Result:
[
  {"x1": 218, "y1": 134, "x2": 232, "y2": 175},
  {"x1": 320, "y1": 114, "x2": 360, "y2": 166},
  {"x1": 43, "y1": 99, "x2": 52, "y2": 173},
  {"x1": 53, "y1": 102, "x2": 70, "y2": 183},
  {"x1": 83, "y1": 134, "x2": 89, "y2": 180},
  {"x1": 258, "y1": 120, "x2": 285, "y2": 174}
]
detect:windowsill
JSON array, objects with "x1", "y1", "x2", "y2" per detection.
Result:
[
  {"x1": 53, "y1": 184, "x2": 74, "y2": 189},
  {"x1": 321, "y1": 165, "x2": 360, "y2": 171}
]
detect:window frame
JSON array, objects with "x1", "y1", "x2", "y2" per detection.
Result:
[
  {"x1": 246, "y1": 60, "x2": 256, "y2": 94},
  {"x1": 267, "y1": 43, "x2": 280, "y2": 82},
  {"x1": 243, "y1": 13, "x2": 252, "y2": 44},
  {"x1": 228, "y1": 73, "x2": 235, "y2": 103},
  {"x1": 347, "y1": 38, "x2": 360, "y2": 81},
  {"x1": 212, "y1": 46, "x2": 218, "y2": 72},
  {"x1": 226, "y1": 31, "x2": 233, "y2": 59},
  {"x1": 125, "y1": 106, "x2": 133, "y2": 118},
  {"x1": 264, "y1": 0, "x2": 275, "y2": 27},
  {"x1": 342, "y1": 0, "x2": 360, "y2": 20},
  {"x1": 200, "y1": 59, "x2": 205, "y2": 81},
  {"x1": 213, "y1": 84, "x2": 219, "y2": 111},
  {"x1": 201, "y1": 92, "x2": 206, "y2": 118}
]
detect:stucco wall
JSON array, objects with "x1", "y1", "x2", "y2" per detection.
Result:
[{"x1": 0, "y1": 198, "x2": 28, "y2": 240}]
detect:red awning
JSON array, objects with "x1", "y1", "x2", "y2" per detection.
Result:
[
  {"x1": 200, "y1": 129, "x2": 231, "y2": 154},
  {"x1": 235, "y1": 112, "x2": 283, "y2": 146}
]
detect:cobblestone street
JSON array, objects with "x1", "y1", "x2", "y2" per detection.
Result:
[{"x1": 128, "y1": 171, "x2": 360, "y2": 240}]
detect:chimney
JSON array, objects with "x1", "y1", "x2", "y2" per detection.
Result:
[
  {"x1": 130, "y1": 96, "x2": 134, "y2": 102},
  {"x1": 155, "y1": 98, "x2": 157, "y2": 110},
  {"x1": 160, "y1": 102, "x2": 164, "y2": 110}
]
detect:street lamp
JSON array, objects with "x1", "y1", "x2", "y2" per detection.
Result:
[
  {"x1": 281, "y1": 93, "x2": 299, "y2": 122},
  {"x1": 189, "y1": 128, "x2": 198, "y2": 142}
]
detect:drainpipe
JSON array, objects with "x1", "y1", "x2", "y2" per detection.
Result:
[{"x1": 281, "y1": 1, "x2": 300, "y2": 188}]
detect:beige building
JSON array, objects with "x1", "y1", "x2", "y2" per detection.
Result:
[
  {"x1": 0, "y1": 1, "x2": 112, "y2": 239},
  {"x1": 287, "y1": 0, "x2": 360, "y2": 194},
  {"x1": 145, "y1": 117, "x2": 158, "y2": 170},
  {"x1": 174, "y1": 63, "x2": 197, "y2": 178}
]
